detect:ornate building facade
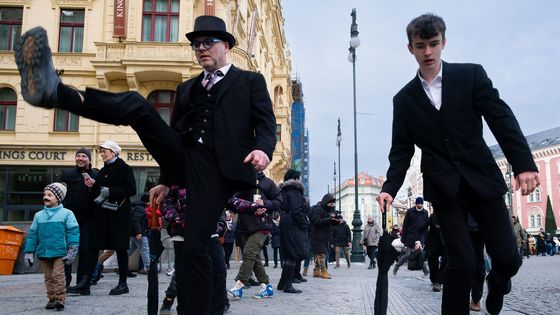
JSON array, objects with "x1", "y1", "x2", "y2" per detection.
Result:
[{"x1": 0, "y1": 0, "x2": 292, "y2": 221}]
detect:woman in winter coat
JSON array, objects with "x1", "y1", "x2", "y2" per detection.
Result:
[
  {"x1": 69, "y1": 140, "x2": 136, "y2": 296},
  {"x1": 277, "y1": 169, "x2": 310, "y2": 294},
  {"x1": 271, "y1": 215, "x2": 282, "y2": 268}
]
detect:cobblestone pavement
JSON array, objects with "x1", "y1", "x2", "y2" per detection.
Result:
[{"x1": 0, "y1": 255, "x2": 557, "y2": 314}]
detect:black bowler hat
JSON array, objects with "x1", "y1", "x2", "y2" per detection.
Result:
[{"x1": 186, "y1": 15, "x2": 236, "y2": 48}]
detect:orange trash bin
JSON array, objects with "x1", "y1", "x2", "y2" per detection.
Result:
[{"x1": 0, "y1": 226, "x2": 25, "y2": 275}]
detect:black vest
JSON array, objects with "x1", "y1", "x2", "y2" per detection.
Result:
[{"x1": 185, "y1": 78, "x2": 224, "y2": 149}]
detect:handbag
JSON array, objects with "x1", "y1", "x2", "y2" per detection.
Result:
[
  {"x1": 101, "y1": 199, "x2": 124, "y2": 211},
  {"x1": 407, "y1": 249, "x2": 425, "y2": 271}
]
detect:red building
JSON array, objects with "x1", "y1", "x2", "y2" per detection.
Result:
[{"x1": 491, "y1": 127, "x2": 560, "y2": 234}]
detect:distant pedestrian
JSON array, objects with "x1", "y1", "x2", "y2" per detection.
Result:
[
  {"x1": 393, "y1": 197, "x2": 429, "y2": 277},
  {"x1": 361, "y1": 216, "x2": 382, "y2": 269},
  {"x1": 512, "y1": 216, "x2": 527, "y2": 257},
  {"x1": 222, "y1": 211, "x2": 236, "y2": 269},
  {"x1": 309, "y1": 193, "x2": 339, "y2": 279},
  {"x1": 128, "y1": 193, "x2": 151, "y2": 274},
  {"x1": 24, "y1": 182, "x2": 79, "y2": 311},
  {"x1": 271, "y1": 215, "x2": 282, "y2": 268},
  {"x1": 331, "y1": 217, "x2": 352, "y2": 268}
]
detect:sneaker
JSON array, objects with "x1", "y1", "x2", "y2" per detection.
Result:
[
  {"x1": 254, "y1": 284, "x2": 274, "y2": 299},
  {"x1": 14, "y1": 27, "x2": 60, "y2": 108},
  {"x1": 228, "y1": 280, "x2": 244, "y2": 301}
]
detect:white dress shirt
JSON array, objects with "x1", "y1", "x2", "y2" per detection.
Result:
[{"x1": 418, "y1": 62, "x2": 443, "y2": 110}]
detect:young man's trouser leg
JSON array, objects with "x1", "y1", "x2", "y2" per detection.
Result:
[
  {"x1": 434, "y1": 178, "x2": 521, "y2": 315},
  {"x1": 236, "y1": 233, "x2": 269, "y2": 284}
]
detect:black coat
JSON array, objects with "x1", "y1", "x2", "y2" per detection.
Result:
[
  {"x1": 130, "y1": 200, "x2": 148, "y2": 237},
  {"x1": 309, "y1": 193, "x2": 336, "y2": 254},
  {"x1": 271, "y1": 221, "x2": 281, "y2": 249},
  {"x1": 59, "y1": 166, "x2": 99, "y2": 222},
  {"x1": 163, "y1": 66, "x2": 277, "y2": 189},
  {"x1": 401, "y1": 207, "x2": 429, "y2": 248},
  {"x1": 331, "y1": 222, "x2": 351, "y2": 247},
  {"x1": 89, "y1": 157, "x2": 136, "y2": 250},
  {"x1": 381, "y1": 62, "x2": 537, "y2": 203},
  {"x1": 236, "y1": 175, "x2": 281, "y2": 235},
  {"x1": 279, "y1": 179, "x2": 309, "y2": 261}
]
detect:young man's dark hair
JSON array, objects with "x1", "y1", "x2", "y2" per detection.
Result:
[{"x1": 406, "y1": 13, "x2": 446, "y2": 44}]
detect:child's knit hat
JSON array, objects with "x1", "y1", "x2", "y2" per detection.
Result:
[{"x1": 44, "y1": 182, "x2": 67, "y2": 203}]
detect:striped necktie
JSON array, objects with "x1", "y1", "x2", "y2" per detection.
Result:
[{"x1": 202, "y1": 70, "x2": 224, "y2": 91}]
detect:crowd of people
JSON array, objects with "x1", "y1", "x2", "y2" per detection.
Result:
[{"x1": 14, "y1": 9, "x2": 550, "y2": 315}]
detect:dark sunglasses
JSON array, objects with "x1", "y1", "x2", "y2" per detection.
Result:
[{"x1": 190, "y1": 38, "x2": 223, "y2": 51}]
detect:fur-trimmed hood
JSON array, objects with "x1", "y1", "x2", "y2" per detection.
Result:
[{"x1": 280, "y1": 179, "x2": 305, "y2": 192}]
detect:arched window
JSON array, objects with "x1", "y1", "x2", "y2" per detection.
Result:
[
  {"x1": 147, "y1": 90, "x2": 175, "y2": 125},
  {"x1": 529, "y1": 215, "x2": 535, "y2": 228},
  {"x1": 0, "y1": 88, "x2": 17, "y2": 130},
  {"x1": 536, "y1": 214, "x2": 542, "y2": 228}
]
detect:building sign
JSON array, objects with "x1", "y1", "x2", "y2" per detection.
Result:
[
  {"x1": 0, "y1": 150, "x2": 67, "y2": 161},
  {"x1": 126, "y1": 152, "x2": 154, "y2": 162},
  {"x1": 114, "y1": 0, "x2": 126, "y2": 38}
]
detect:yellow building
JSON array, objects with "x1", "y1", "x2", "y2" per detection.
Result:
[{"x1": 0, "y1": 0, "x2": 292, "y2": 221}]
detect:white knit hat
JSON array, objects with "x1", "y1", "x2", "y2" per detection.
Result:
[
  {"x1": 100, "y1": 140, "x2": 121, "y2": 156},
  {"x1": 44, "y1": 182, "x2": 67, "y2": 203}
]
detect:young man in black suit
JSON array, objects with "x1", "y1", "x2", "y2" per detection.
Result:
[
  {"x1": 14, "y1": 15, "x2": 276, "y2": 315},
  {"x1": 376, "y1": 13, "x2": 540, "y2": 315}
]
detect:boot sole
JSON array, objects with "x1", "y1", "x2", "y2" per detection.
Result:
[{"x1": 14, "y1": 27, "x2": 58, "y2": 107}]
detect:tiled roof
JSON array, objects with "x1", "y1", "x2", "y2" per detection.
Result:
[{"x1": 490, "y1": 126, "x2": 560, "y2": 159}]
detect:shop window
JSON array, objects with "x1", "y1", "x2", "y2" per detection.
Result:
[
  {"x1": 148, "y1": 90, "x2": 175, "y2": 125},
  {"x1": 132, "y1": 167, "x2": 160, "y2": 201},
  {"x1": 0, "y1": 88, "x2": 17, "y2": 130},
  {"x1": 59, "y1": 9, "x2": 84, "y2": 52},
  {"x1": 54, "y1": 108, "x2": 79, "y2": 131},
  {"x1": 142, "y1": 0, "x2": 179, "y2": 42},
  {"x1": 0, "y1": 7, "x2": 23, "y2": 51}
]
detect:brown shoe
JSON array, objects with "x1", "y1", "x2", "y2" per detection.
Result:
[
  {"x1": 470, "y1": 300, "x2": 481, "y2": 312},
  {"x1": 312, "y1": 269, "x2": 322, "y2": 278}
]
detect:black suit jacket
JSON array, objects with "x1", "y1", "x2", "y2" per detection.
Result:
[
  {"x1": 382, "y1": 62, "x2": 537, "y2": 202},
  {"x1": 169, "y1": 65, "x2": 276, "y2": 187}
]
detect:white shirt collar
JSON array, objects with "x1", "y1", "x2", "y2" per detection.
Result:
[
  {"x1": 203, "y1": 64, "x2": 232, "y2": 78},
  {"x1": 417, "y1": 61, "x2": 443, "y2": 85}
]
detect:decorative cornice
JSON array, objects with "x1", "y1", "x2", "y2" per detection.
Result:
[
  {"x1": 2, "y1": 0, "x2": 31, "y2": 6},
  {"x1": 51, "y1": 0, "x2": 93, "y2": 9}
]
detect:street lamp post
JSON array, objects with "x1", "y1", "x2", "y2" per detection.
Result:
[
  {"x1": 348, "y1": 8, "x2": 364, "y2": 262},
  {"x1": 336, "y1": 118, "x2": 342, "y2": 212},
  {"x1": 333, "y1": 162, "x2": 337, "y2": 207}
]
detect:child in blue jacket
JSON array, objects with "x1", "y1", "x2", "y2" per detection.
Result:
[{"x1": 24, "y1": 182, "x2": 80, "y2": 311}]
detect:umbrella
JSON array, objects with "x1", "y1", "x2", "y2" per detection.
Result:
[
  {"x1": 374, "y1": 201, "x2": 398, "y2": 315},
  {"x1": 147, "y1": 200, "x2": 164, "y2": 315}
]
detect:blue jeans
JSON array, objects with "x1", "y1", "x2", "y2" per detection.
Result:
[{"x1": 128, "y1": 236, "x2": 150, "y2": 270}]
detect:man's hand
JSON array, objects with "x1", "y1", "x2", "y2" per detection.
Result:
[
  {"x1": 414, "y1": 241, "x2": 422, "y2": 251},
  {"x1": 376, "y1": 192, "x2": 393, "y2": 213},
  {"x1": 255, "y1": 199, "x2": 264, "y2": 207},
  {"x1": 514, "y1": 171, "x2": 540, "y2": 196},
  {"x1": 84, "y1": 177, "x2": 95, "y2": 188},
  {"x1": 255, "y1": 208, "x2": 267, "y2": 216},
  {"x1": 347, "y1": 242, "x2": 352, "y2": 248},
  {"x1": 243, "y1": 150, "x2": 270, "y2": 172},
  {"x1": 150, "y1": 184, "x2": 170, "y2": 206}
]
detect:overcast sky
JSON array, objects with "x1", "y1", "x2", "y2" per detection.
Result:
[{"x1": 281, "y1": 0, "x2": 560, "y2": 203}]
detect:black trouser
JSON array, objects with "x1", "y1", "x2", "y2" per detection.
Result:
[
  {"x1": 223, "y1": 242, "x2": 234, "y2": 267},
  {"x1": 469, "y1": 230, "x2": 486, "y2": 303},
  {"x1": 64, "y1": 220, "x2": 90, "y2": 286},
  {"x1": 174, "y1": 238, "x2": 227, "y2": 315},
  {"x1": 425, "y1": 236, "x2": 446, "y2": 285},
  {"x1": 366, "y1": 245, "x2": 378, "y2": 267},
  {"x1": 433, "y1": 177, "x2": 521, "y2": 315},
  {"x1": 273, "y1": 247, "x2": 282, "y2": 267},
  {"x1": 84, "y1": 248, "x2": 128, "y2": 285},
  {"x1": 58, "y1": 86, "x2": 234, "y2": 315}
]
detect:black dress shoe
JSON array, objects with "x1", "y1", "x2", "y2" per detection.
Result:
[
  {"x1": 283, "y1": 285, "x2": 302, "y2": 294},
  {"x1": 13, "y1": 27, "x2": 60, "y2": 108},
  {"x1": 127, "y1": 271, "x2": 137, "y2": 278},
  {"x1": 68, "y1": 277, "x2": 91, "y2": 295},
  {"x1": 109, "y1": 283, "x2": 129, "y2": 295},
  {"x1": 295, "y1": 277, "x2": 307, "y2": 283},
  {"x1": 293, "y1": 278, "x2": 302, "y2": 283}
]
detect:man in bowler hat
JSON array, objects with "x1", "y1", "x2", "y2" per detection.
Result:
[
  {"x1": 376, "y1": 14, "x2": 539, "y2": 314},
  {"x1": 14, "y1": 15, "x2": 276, "y2": 315}
]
